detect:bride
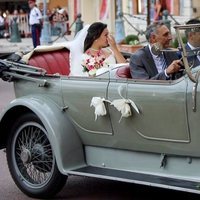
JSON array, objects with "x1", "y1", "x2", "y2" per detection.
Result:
[{"x1": 69, "y1": 22, "x2": 126, "y2": 76}]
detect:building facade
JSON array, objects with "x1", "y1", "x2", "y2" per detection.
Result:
[
  {"x1": 0, "y1": 0, "x2": 199, "y2": 38},
  {"x1": 67, "y1": 0, "x2": 199, "y2": 36},
  {"x1": 123, "y1": 0, "x2": 198, "y2": 36}
]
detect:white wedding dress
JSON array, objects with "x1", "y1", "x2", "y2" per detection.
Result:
[
  {"x1": 103, "y1": 52, "x2": 116, "y2": 65},
  {"x1": 81, "y1": 47, "x2": 117, "y2": 76},
  {"x1": 66, "y1": 25, "x2": 116, "y2": 76}
]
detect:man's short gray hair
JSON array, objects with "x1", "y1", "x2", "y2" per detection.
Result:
[{"x1": 145, "y1": 21, "x2": 164, "y2": 41}]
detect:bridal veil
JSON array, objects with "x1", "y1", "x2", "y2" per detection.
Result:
[{"x1": 68, "y1": 24, "x2": 90, "y2": 76}]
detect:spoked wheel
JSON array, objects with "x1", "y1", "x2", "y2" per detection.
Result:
[{"x1": 6, "y1": 113, "x2": 67, "y2": 199}]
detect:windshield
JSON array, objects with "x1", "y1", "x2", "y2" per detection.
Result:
[{"x1": 174, "y1": 24, "x2": 200, "y2": 82}]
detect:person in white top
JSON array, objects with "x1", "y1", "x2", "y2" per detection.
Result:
[
  {"x1": 0, "y1": 10, "x2": 4, "y2": 28},
  {"x1": 28, "y1": 0, "x2": 42, "y2": 48},
  {"x1": 81, "y1": 22, "x2": 126, "y2": 76}
]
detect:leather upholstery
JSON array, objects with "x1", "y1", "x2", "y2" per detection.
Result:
[
  {"x1": 28, "y1": 49, "x2": 70, "y2": 75},
  {"x1": 28, "y1": 49, "x2": 131, "y2": 78},
  {"x1": 116, "y1": 65, "x2": 131, "y2": 78}
]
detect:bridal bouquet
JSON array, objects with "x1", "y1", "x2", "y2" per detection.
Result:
[{"x1": 82, "y1": 53, "x2": 107, "y2": 76}]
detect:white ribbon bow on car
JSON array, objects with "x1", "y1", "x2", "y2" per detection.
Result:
[
  {"x1": 111, "y1": 99, "x2": 140, "y2": 122},
  {"x1": 90, "y1": 97, "x2": 111, "y2": 120},
  {"x1": 90, "y1": 86, "x2": 139, "y2": 122},
  {"x1": 110, "y1": 86, "x2": 140, "y2": 122}
]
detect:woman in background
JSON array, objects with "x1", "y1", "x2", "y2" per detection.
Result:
[{"x1": 154, "y1": 0, "x2": 167, "y2": 21}]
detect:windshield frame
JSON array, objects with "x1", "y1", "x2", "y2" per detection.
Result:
[{"x1": 174, "y1": 24, "x2": 200, "y2": 83}]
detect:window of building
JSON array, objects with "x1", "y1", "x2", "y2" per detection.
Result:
[{"x1": 134, "y1": 0, "x2": 179, "y2": 16}]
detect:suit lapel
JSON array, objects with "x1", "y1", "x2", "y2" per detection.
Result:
[
  {"x1": 163, "y1": 51, "x2": 178, "y2": 66},
  {"x1": 186, "y1": 44, "x2": 193, "y2": 66},
  {"x1": 194, "y1": 57, "x2": 200, "y2": 67}
]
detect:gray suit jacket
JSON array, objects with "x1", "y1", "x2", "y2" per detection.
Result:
[{"x1": 130, "y1": 46, "x2": 180, "y2": 80}]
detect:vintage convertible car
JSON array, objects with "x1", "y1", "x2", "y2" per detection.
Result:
[{"x1": 0, "y1": 24, "x2": 200, "y2": 198}]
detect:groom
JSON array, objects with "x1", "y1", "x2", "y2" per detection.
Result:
[{"x1": 129, "y1": 22, "x2": 182, "y2": 80}]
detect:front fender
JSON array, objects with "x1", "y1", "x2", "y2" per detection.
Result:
[{"x1": 0, "y1": 95, "x2": 85, "y2": 174}]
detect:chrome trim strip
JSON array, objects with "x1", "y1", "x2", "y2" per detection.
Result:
[
  {"x1": 136, "y1": 130, "x2": 190, "y2": 143},
  {"x1": 69, "y1": 117, "x2": 113, "y2": 135}
]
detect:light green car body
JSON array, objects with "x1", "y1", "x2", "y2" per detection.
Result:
[{"x1": 1, "y1": 24, "x2": 200, "y2": 196}]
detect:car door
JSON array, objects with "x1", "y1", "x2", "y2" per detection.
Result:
[
  {"x1": 61, "y1": 75, "x2": 113, "y2": 137},
  {"x1": 107, "y1": 77, "x2": 190, "y2": 152}
]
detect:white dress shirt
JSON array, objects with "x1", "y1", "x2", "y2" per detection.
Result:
[
  {"x1": 0, "y1": 16, "x2": 4, "y2": 26},
  {"x1": 29, "y1": 7, "x2": 42, "y2": 25},
  {"x1": 149, "y1": 45, "x2": 169, "y2": 77}
]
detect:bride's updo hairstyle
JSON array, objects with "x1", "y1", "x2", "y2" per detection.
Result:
[{"x1": 84, "y1": 22, "x2": 107, "y2": 52}]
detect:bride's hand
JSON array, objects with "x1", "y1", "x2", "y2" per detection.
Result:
[
  {"x1": 107, "y1": 34, "x2": 126, "y2": 63},
  {"x1": 107, "y1": 34, "x2": 117, "y2": 50}
]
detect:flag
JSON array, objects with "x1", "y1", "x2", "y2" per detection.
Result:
[{"x1": 100, "y1": 0, "x2": 109, "y2": 20}]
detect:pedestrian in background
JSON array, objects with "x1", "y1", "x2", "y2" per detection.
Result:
[
  {"x1": 28, "y1": 0, "x2": 42, "y2": 48},
  {"x1": 154, "y1": 0, "x2": 166, "y2": 21},
  {"x1": 0, "y1": 10, "x2": 4, "y2": 29},
  {"x1": 0, "y1": 10, "x2": 5, "y2": 38}
]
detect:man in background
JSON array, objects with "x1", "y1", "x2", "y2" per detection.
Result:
[
  {"x1": 28, "y1": 0, "x2": 42, "y2": 48},
  {"x1": 185, "y1": 18, "x2": 200, "y2": 68}
]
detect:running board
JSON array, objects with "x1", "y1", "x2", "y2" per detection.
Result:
[{"x1": 70, "y1": 166, "x2": 200, "y2": 194}]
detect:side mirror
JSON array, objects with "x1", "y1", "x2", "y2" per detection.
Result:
[
  {"x1": 151, "y1": 43, "x2": 163, "y2": 56},
  {"x1": 151, "y1": 43, "x2": 179, "y2": 56}
]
